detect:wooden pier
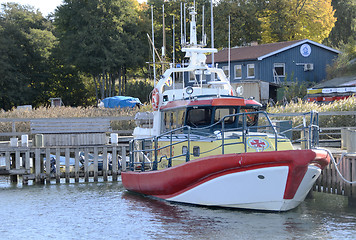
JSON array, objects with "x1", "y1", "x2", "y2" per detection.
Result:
[
  {"x1": 0, "y1": 144, "x2": 128, "y2": 184},
  {"x1": 314, "y1": 153, "x2": 356, "y2": 204}
]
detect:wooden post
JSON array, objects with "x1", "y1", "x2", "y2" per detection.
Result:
[
  {"x1": 94, "y1": 147, "x2": 98, "y2": 182},
  {"x1": 56, "y1": 148, "x2": 61, "y2": 183},
  {"x1": 84, "y1": 148, "x2": 89, "y2": 182},
  {"x1": 45, "y1": 148, "x2": 51, "y2": 183},
  {"x1": 25, "y1": 150, "x2": 30, "y2": 173},
  {"x1": 5, "y1": 151, "x2": 10, "y2": 171},
  {"x1": 112, "y1": 146, "x2": 118, "y2": 181},
  {"x1": 65, "y1": 148, "x2": 70, "y2": 183},
  {"x1": 103, "y1": 147, "x2": 108, "y2": 181},
  {"x1": 35, "y1": 148, "x2": 41, "y2": 183},
  {"x1": 75, "y1": 148, "x2": 80, "y2": 183},
  {"x1": 15, "y1": 150, "x2": 20, "y2": 170},
  {"x1": 121, "y1": 146, "x2": 126, "y2": 172},
  {"x1": 350, "y1": 156, "x2": 356, "y2": 205}
]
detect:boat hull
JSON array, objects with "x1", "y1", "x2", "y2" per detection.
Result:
[{"x1": 121, "y1": 149, "x2": 330, "y2": 211}]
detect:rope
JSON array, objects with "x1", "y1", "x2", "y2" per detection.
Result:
[{"x1": 317, "y1": 148, "x2": 356, "y2": 184}]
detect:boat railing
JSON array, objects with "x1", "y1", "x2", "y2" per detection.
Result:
[{"x1": 128, "y1": 111, "x2": 320, "y2": 171}]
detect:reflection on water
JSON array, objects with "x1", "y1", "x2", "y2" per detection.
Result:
[{"x1": 0, "y1": 177, "x2": 355, "y2": 240}]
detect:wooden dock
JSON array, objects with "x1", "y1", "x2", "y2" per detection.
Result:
[
  {"x1": 0, "y1": 144, "x2": 128, "y2": 184},
  {"x1": 314, "y1": 153, "x2": 356, "y2": 204}
]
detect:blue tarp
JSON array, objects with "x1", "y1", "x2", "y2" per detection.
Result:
[{"x1": 101, "y1": 96, "x2": 141, "y2": 108}]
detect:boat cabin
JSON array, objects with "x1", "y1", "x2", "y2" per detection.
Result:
[{"x1": 160, "y1": 96, "x2": 262, "y2": 134}]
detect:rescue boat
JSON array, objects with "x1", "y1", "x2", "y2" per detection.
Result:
[{"x1": 121, "y1": 6, "x2": 330, "y2": 211}]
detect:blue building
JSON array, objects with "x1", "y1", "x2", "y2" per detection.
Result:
[{"x1": 206, "y1": 39, "x2": 340, "y2": 103}]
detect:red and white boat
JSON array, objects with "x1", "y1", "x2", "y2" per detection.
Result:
[{"x1": 121, "y1": 6, "x2": 330, "y2": 211}]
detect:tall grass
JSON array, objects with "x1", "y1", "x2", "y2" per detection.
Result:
[
  {"x1": 0, "y1": 105, "x2": 153, "y2": 134},
  {"x1": 267, "y1": 96, "x2": 356, "y2": 128}
]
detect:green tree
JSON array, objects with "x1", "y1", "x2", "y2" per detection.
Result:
[
  {"x1": 214, "y1": 0, "x2": 262, "y2": 47},
  {"x1": 326, "y1": 39, "x2": 356, "y2": 79},
  {"x1": 325, "y1": 0, "x2": 356, "y2": 48},
  {"x1": 0, "y1": 3, "x2": 55, "y2": 110},
  {"x1": 258, "y1": 0, "x2": 336, "y2": 43},
  {"x1": 54, "y1": 0, "x2": 147, "y2": 102}
]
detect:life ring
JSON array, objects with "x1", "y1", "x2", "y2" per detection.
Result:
[{"x1": 152, "y1": 88, "x2": 159, "y2": 110}]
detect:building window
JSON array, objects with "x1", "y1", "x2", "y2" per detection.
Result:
[
  {"x1": 247, "y1": 64, "x2": 255, "y2": 78},
  {"x1": 273, "y1": 63, "x2": 285, "y2": 77},
  {"x1": 234, "y1": 65, "x2": 242, "y2": 79}
]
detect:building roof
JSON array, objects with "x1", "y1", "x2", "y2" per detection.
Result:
[
  {"x1": 313, "y1": 75, "x2": 356, "y2": 88},
  {"x1": 206, "y1": 39, "x2": 340, "y2": 63}
]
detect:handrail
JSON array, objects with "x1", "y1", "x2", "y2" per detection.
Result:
[{"x1": 129, "y1": 111, "x2": 320, "y2": 172}]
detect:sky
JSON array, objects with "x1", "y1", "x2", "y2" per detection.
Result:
[
  {"x1": 0, "y1": 0, "x2": 146, "y2": 16},
  {"x1": 0, "y1": 0, "x2": 63, "y2": 15}
]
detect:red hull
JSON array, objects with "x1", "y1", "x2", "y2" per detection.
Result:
[{"x1": 122, "y1": 149, "x2": 330, "y2": 200}]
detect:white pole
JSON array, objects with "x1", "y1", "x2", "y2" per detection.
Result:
[
  {"x1": 228, "y1": 15, "x2": 231, "y2": 82},
  {"x1": 173, "y1": 15, "x2": 175, "y2": 90},
  {"x1": 184, "y1": 3, "x2": 187, "y2": 45},
  {"x1": 202, "y1": 6, "x2": 205, "y2": 45},
  {"x1": 180, "y1": 2, "x2": 183, "y2": 45},
  {"x1": 211, "y1": 0, "x2": 214, "y2": 64},
  {"x1": 211, "y1": 0, "x2": 214, "y2": 81},
  {"x1": 162, "y1": 4, "x2": 166, "y2": 73},
  {"x1": 151, "y1": 6, "x2": 156, "y2": 87}
]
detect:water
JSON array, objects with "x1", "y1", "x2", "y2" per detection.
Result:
[{"x1": 1, "y1": 177, "x2": 356, "y2": 240}]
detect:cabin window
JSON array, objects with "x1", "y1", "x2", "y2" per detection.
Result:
[
  {"x1": 189, "y1": 70, "x2": 206, "y2": 83},
  {"x1": 274, "y1": 63, "x2": 285, "y2": 77},
  {"x1": 247, "y1": 64, "x2": 255, "y2": 78},
  {"x1": 162, "y1": 109, "x2": 186, "y2": 133},
  {"x1": 222, "y1": 66, "x2": 229, "y2": 77},
  {"x1": 214, "y1": 108, "x2": 236, "y2": 124},
  {"x1": 164, "y1": 111, "x2": 171, "y2": 131},
  {"x1": 239, "y1": 107, "x2": 258, "y2": 126},
  {"x1": 189, "y1": 71, "x2": 196, "y2": 83},
  {"x1": 186, "y1": 108, "x2": 212, "y2": 127},
  {"x1": 234, "y1": 65, "x2": 242, "y2": 79},
  {"x1": 177, "y1": 110, "x2": 186, "y2": 128}
]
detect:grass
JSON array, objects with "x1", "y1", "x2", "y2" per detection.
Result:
[
  {"x1": 0, "y1": 105, "x2": 153, "y2": 135},
  {"x1": 267, "y1": 96, "x2": 356, "y2": 135}
]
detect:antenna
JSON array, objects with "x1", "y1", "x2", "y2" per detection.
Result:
[
  {"x1": 202, "y1": 6, "x2": 205, "y2": 46},
  {"x1": 228, "y1": 15, "x2": 231, "y2": 82},
  {"x1": 173, "y1": 14, "x2": 175, "y2": 90},
  {"x1": 162, "y1": 4, "x2": 166, "y2": 73},
  {"x1": 184, "y1": 3, "x2": 187, "y2": 45},
  {"x1": 211, "y1": 0, "x2": 214, "y2": 79},
  {"x1": 180, "y1": 2, "x2": 183, "y2": 46},
  {"x1": 151, "y1": 5, "x2": 156, "y2": 87}
]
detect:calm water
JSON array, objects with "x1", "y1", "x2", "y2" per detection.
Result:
[{"x1": 1, "y1": 177, "x2": 356, "y2": 240}]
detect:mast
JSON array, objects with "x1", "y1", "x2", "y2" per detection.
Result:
[
  {"x1": 184, "y1": 3, "x2": 187, "y2": 46},
  {"x1": 228, "y1": 15, "x2": 231, "y2": 81},
  {"x1": 173, "y1": 14, "x2": 175, "y2": 90},
  {"x1": 151, "y1": 5, "x2": 156, "y2": 87},
  {"x1": 180, "y1": 2, "x2": 183, "y2": 46},
  {"x1": 211, "y1": 0, "x2": 214, "y2": 65},
  {"x1": 162, "y1": 4, "x2": 166, "y2": 73}
]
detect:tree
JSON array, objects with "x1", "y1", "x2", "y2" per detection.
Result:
[
  {"x1": 326, "y1": 39, "x2": 356, "y2": 79},
  {"x1": 325, "y1": 0, "x2": 356, "y2": 48},
  {"x1": 54, "y1": 0, "x2": 147, "y2": 102},
  {"x1": 0, "y1": 3, "x2": 56, "y2": 110},
  {"x1": 258, "y1": 0, "x2": 336, "y2": 43},
  {"x1": 214, "y1": 0, "x2": 262, "y2": 47}
]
